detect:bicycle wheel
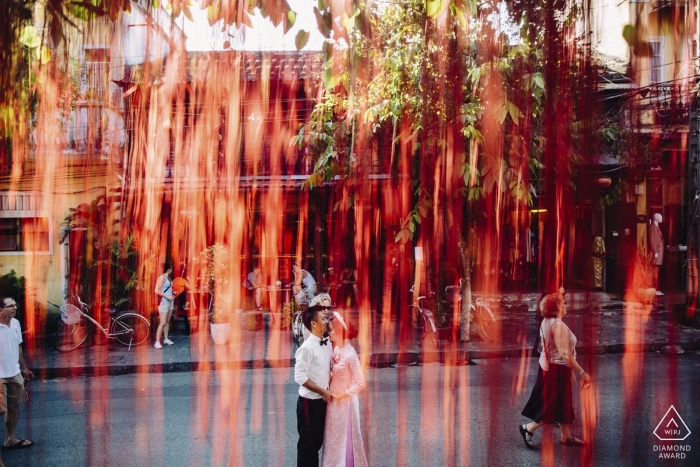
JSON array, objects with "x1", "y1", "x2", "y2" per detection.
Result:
[
  {"x1": 54, "y1": 319, "x2": 90, "y2": 352},
  {"x1": 423, "y1": 315, "x2": 438, "y2": 349},
  {"x1": 113, "y1": 313, "x2": 151, "y2": 347},
  {"x1": 474, "y1": 305, "x2": 495, "y2": 341}
]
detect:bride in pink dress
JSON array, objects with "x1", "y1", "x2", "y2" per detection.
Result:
[{"x1": 322, "y1": 312, "x2": 368, "y2": 467}]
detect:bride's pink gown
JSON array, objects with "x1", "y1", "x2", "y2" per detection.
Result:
[{"x1": 322, "y1": 344, "x2": 368, "y2": 467}]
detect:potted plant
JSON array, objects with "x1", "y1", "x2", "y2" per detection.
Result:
[
  {"x1": 634, "y1": 248, "x2": 657, "y2": 305},
  {"x1": 209, "y1": 301, "x2": 232, "y2": 345},
  {"x1": 200, "y1": 245, "x2": 232, "y2": 345},
  {"x1": 277, "y1": 300, "x2": 298, "y2": 330}
]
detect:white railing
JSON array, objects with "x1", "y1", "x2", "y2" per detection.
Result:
[{"x1": 0, "y1": 192, "x2": 44, "y2": 213}]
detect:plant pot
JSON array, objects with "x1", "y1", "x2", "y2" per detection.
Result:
[
  {"x1": 245, "y1": 311, "x2": 263, "y2": 331},
  {"x1": 210, "y1": 322, "x2": 231, "y2": 345},
  {"x1": 636, "y1": 287, "x2": 656, "y2": 304},
  {"x1": 271, "y1": 312, "x2": 288, "y2": 329}
]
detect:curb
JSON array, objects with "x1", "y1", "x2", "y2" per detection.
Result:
[
  {"x1": 33, "y1": 358, "x2": 297, "y2": 379},
  {"x1": 29, "y1": 340, "x2": 700, "y2": 378}
]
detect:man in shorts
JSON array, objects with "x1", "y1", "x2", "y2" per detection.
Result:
[{"x1": 0, "y1": 297, "x2": 33, "y2": 462}]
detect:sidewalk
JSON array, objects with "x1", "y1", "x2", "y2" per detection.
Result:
[{"x1": 26, "y1": 291, "x2": 700, "y2": 379}]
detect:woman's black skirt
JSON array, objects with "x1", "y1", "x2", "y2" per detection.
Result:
[{"x1": 521, "y1": 364, "x2": 575, "y2": 424}]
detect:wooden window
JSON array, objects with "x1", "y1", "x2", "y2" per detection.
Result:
[
  {"x1": 0, "y1": 217, "x2": 50, "y2": 253},
  {"x1": 649, "y1": 38, "x2": 664, "y2": 84}
]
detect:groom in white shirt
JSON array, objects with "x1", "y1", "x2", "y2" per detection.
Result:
[{"x1": 294, "y1": 305, "x2": 334, "y2": 466}]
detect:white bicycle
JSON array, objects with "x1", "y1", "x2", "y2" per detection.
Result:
[
  {"x1": 409, "y1": 285, "x2": 438, "y2": 349},
  {"x1": 446, "y1": 284, "x2": 496, "y2": 341},
  {"x1": 54, "y1": 294, "x2": 150, "y2": 352}
]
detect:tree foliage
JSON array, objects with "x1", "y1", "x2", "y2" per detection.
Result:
[{"x1": 294, "y1": 0, "x2": 603, "y2": 338}]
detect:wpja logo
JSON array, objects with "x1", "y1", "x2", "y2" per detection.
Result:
[{"x1": 653, "y1": 405, "x2": 691, "y2": 459}]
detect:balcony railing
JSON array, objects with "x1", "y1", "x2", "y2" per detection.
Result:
[{"x1": 0, "y1": 192, "x2": 44, "y2": 213}]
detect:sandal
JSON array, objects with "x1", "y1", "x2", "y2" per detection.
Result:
[
  {"x1": 519, "y1": 424, "x2": 534, "y2": 449},
  {"x1": 2, "y1": 439, "x2": 33, "y2": 450},
  {"x1": 561, "y1": 437, "x2": 584, "y2": 447}
]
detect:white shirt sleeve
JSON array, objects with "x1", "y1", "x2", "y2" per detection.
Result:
[{"x1": 294, "y1": 345, "x2": 311, "y2": 387}]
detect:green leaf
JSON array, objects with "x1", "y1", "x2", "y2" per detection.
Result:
[
  {"x1": 207, "y1": 5, "x2": 221, "y2": 25},
  {"x1": 425, "y1": 0, "x2": 443, "y2": 18},
  {"x1": 66, "y1": 0, "x2": 105, "y2": 22},
  {"x1": 19, "y1": 26, "x2": 41, "y2": 48},
  {"x1": 468, "y1": 186, "x2": 484, "y2": 201},
  {"x1": 453, "y1": 6, "x2": 467, "y2": 31},
  {"x1": 295, "y1": 30, "x2": 309, "y2": 51},
  {"x1": 340, "y1": 71, "x2": 350, "y2": 90},
  {"x1": 36, "y1": 45, "x2": 52, "y2": 64},
  {"x1": 342, "y1": 11, "x2": 356, "y2": 31},
  {"x1": 533, "y1": 72, "x2": 545, "y2": 91},
  {"x1": 497, "y1": 101, "x2": 508, "y2": 124},
  {"x1": 288, "y1": 10, "x2": 297, "y2": 27},
  {"x1": 622, "y1": 24, "x2": 635, "y2": 46},
  {"x1": 323, "y1": 67, "x2": 339, "y2": 89},
  {"x1": 508, "y1": 102, "x2": 523, "y2": 124}
]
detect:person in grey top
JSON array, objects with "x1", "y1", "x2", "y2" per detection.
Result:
[{"x1": 154, "y1": 263, "x2": 177, "y2": 349}]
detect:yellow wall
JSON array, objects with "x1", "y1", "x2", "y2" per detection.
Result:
[{"x1": 0, "y1": 172, "x2": 116, "y2": 311}]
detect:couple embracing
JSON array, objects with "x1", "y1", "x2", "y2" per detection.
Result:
[{"x1": 294, "y1": 305, "x2": 368, "y2": 467}]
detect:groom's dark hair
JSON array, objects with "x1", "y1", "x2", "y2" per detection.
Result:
[{"x1": 303, "y1": 305, "x2": 326, "y2": 331}]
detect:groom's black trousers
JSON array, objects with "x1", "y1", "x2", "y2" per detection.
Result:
[{"x1": 297, "y1": 396, "x2": 327, "y2": 467}]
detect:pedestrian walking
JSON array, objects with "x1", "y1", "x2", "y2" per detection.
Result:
[
  {"x1": 294, "y1": 305, "x2": 334, "y2": 466},
  {"x1": 154, "y1": 263, "x2": 177, "y2": 349},
  {"x1": 591, "y1": 234, "x2": 606, "y2": 289},
  {"x1": 519, "y1": 289, "x2": 592, "y2": 448},
  {"x1": 649, "y1": 213, "x2": 664, "y2": 295},
  {"x1": 0, "y1": 297, "x2": 34, "y2": 467},
  {"x1": 4, "y1": 297, "x2": 33, "y2": 451}
]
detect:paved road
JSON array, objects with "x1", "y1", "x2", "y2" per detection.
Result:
[{"x1": 5, "y1": 353, "x2": 700, "y2": 466}]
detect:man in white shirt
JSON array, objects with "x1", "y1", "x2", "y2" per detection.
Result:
[
  {"x1": 0, "y1": 297, "x2": 34, "y2": 465},
  {"x1": 294, "y1": 305, "x2": 333, "y2": 466}
]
